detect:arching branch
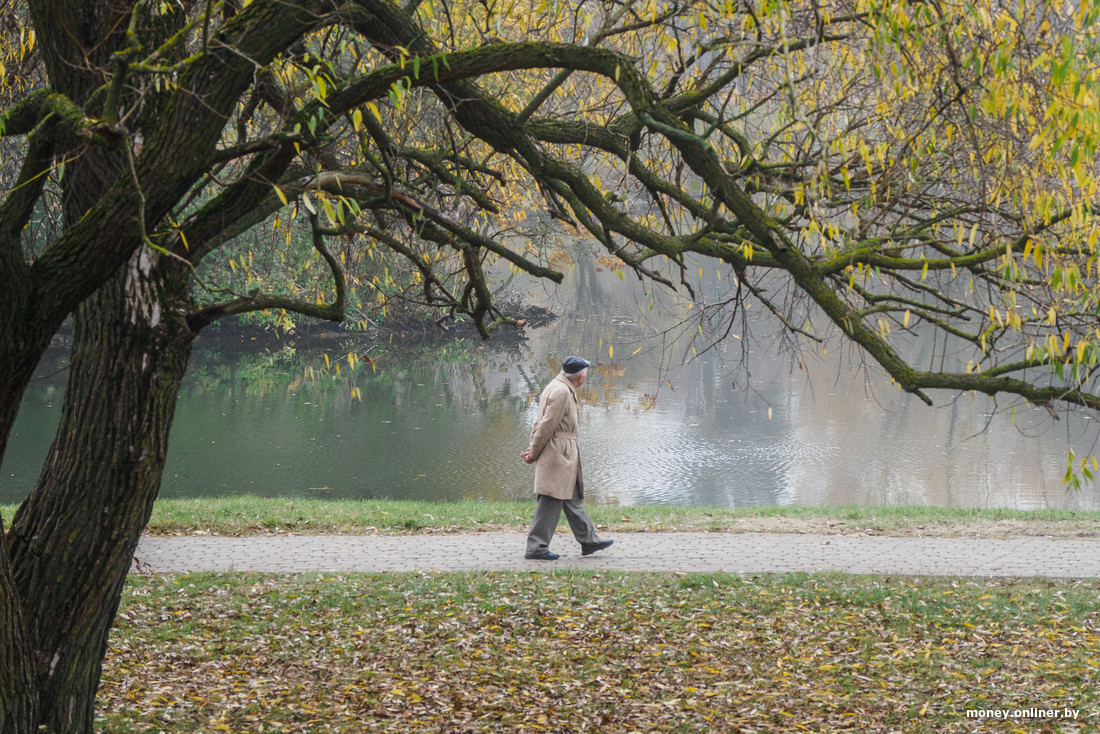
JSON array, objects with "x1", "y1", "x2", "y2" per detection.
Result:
[{"x1": 186, "y1": 214, "x2": 346, "y2": 331}]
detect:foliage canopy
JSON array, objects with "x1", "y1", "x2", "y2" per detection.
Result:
[{"x1": 2, "y1": 0, "x2": 1099, "y2": 409}]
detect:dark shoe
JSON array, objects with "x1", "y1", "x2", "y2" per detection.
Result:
[
  {"x1": 581, "y1": 540, "x2": 614, "y2": 556},
  {"x1": 525, "y1": 550, "x2": 559, "y2": 561}
]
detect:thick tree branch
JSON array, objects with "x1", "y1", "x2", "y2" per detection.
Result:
[{"x1": 27, "y1": 0, "x2": 340, "y2": 331}]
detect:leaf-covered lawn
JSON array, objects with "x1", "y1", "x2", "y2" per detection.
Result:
[{"x1": 99, "y1": 572, "x2": 1098, "y2": 732}]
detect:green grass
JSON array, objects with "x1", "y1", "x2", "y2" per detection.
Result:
[
  {"x1": 98, "y1": 571, "x2": 1100, "y2": 733},
  {"x1": 115, "y1": 496, "x2": 1100, "y2": 537},
  {"x1": 7, "y1": 496, "x2": 1100, "y2": 537}
]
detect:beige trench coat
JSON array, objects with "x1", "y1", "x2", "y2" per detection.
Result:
[{"x1": 527, "y1": 373, "x2": 584, "y2": 500}]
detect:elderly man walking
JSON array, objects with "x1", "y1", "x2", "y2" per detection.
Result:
[{"x1": 521, "y1": 356, "x2": 614, "y2": 560}]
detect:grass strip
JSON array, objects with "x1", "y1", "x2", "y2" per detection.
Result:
[
  {"x1": 6, "y1": 497, "x2": 1100, "y2": 537},
  {"x1": 105, "y1": 497, "x2": 1100, "y2": 537},
  {"x1": 99, "y1": 571, "x2": 1100, "y2": 732}
]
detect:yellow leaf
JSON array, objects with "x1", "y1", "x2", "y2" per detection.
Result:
[{"x1": 609, "y1": 345, "x2": 613, "y2": 359}]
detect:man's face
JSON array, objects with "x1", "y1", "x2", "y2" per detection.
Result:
[{"x1": 575, "y1": 371, "x2": 587, "y2": 387}]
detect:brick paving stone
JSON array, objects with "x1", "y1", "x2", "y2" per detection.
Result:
[{"x1": 132, "y1": 532, "x2": 1100, "y2": 578}]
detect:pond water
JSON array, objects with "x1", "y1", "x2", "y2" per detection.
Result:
[{"x1": 4, "y1": 249, "x2": 1100, "y2": 509}]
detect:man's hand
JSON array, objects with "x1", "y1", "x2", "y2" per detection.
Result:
[{"x1": 521, "y1": 449, "x2": 535, "y2": 464}]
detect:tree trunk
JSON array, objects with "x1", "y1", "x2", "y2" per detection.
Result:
[
  {"x1": 0, "y1": 236, "x2": 53, "y2": 459},
  {"x1": 0, "y1": 2, "x2": 350, "y2": 728},
  {"x1": 0, "y1": 126, "x2": 87, "y2": 734},
  {"x1": 7, "y1": 246, "x2": 194, "y2": 733},
  {"x1": 0, "y1": 531, "x2": 37, "y2": 732}
]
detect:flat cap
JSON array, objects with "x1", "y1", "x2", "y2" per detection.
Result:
[{"x1": 562, "y1": 355, "x2": 591, "y2": 374}]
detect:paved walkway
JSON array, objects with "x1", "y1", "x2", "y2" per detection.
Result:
[{"x1": 133, "y1": 531, "x2": 1100, "y2": 578}]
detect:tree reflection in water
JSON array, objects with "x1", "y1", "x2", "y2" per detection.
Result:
[{"x1": 5, "y1": 252, "x2": 1099, "y2": 510}]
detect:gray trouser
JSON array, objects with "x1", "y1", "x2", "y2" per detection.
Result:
[{"x1": 526, "y1": 484, "x2": 600, "y2": 555}]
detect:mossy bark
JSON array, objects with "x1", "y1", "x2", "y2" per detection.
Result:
[{"x1": 8, "y1": 249, "x2": 195, "y2": 733}]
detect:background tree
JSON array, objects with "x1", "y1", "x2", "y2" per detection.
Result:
[{"x1": 2, "y1": 0, "x2": 1099, "y2": 730}]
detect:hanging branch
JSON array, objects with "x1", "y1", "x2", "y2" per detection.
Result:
[{"x1": 186, "y1": 214, "x2": 346, "y2": 330}]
